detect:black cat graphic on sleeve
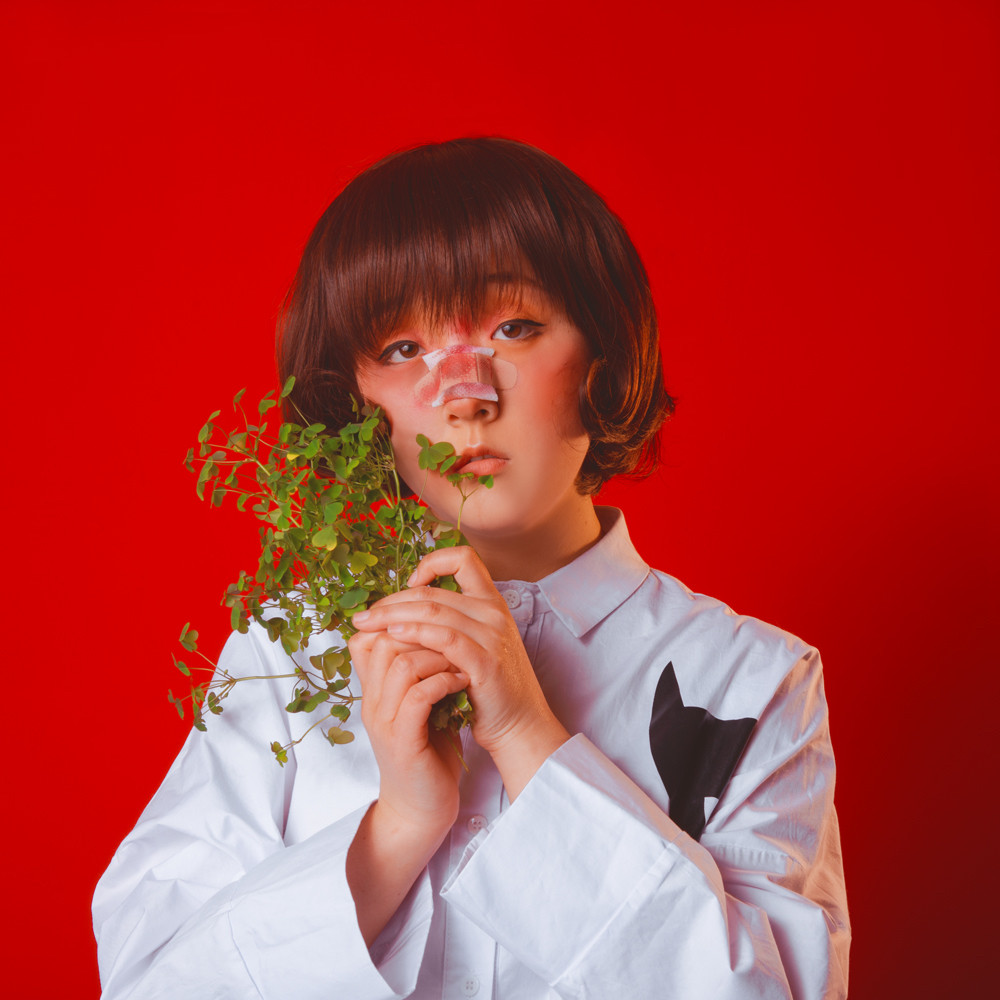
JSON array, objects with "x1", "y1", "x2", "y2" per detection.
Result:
[{"x1": 648, "y1": 662, "x2": 757, "y2": 841}]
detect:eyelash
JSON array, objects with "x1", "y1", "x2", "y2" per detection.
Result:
[
  {"x1": 378, "y1": 341, "x2": 422, "y2": 364},
  {"x1": 492, "y1": 320, "x2": 542, "y2": 342},
  {"x1": 377, "y1": 320, "x2": 542, "y2": 364}
]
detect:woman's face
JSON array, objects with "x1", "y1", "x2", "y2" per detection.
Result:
[{"x1": 355, "y1": 283, "x2": 593, "y2": 546}]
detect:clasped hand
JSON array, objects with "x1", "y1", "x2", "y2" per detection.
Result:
[{"x1": 348, "y1": 546, "x2": 569, "y2": 834}]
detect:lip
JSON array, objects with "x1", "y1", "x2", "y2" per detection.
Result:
[
  {"x1": 452, "y1": 445, "x2": 509, "y2": 476},
  {"x1": 459, "y1": 456, "x2": 508, "y2": 476}
]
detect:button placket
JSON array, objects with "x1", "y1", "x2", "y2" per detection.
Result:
[{"x1": 444, "y1": 737, "x2": 501, "y2": 1000}]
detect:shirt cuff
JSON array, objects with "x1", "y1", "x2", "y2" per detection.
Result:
[
  {"x1": 440, "y1": 734, "x2": 720, "y2": 984},
  {"x1": 228, "y1": 802, "x2": 433, "y2": 999}
]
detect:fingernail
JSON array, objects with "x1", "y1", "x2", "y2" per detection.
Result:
[
  {"x1": 353, "y1": 610, "x2": 370, "y2": 623},
  {"x1": 387, "y1": 623, "x2": 405, "y2": 634},
  {"x1": 405, "y1": 572, "x2": 417, "y2": 587}
]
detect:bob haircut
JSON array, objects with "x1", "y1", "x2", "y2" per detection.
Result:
[{"x1": 277, "y1": 137, "x2": 674, "y2": 494}]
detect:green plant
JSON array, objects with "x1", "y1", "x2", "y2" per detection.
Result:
[{"x1": 169, "y1": 377, "x2": 491, "y2": 764}]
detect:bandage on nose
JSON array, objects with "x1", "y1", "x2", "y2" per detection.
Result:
[{"x1": 414, "y1": 345, "x2": 517, "y2": 408}]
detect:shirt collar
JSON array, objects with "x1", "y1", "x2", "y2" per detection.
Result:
[{"x1": 531, "y1": 507, "x2": 650, "y2": 638}]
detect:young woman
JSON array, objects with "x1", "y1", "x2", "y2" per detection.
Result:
[{"x1": 94, "y1": 138, "x2": 849, "y2": 998}]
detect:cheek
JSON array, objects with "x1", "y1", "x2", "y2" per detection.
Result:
[
  {"x1": 356, "y1": 368, "x2": 422, "y2": 432},
  {"x1": 536, "y1": 356, "x2": 590, "y2": 442}
]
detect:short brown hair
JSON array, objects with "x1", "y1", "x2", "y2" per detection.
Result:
[{"x1": 277, "y1": 137, "x2": 674, "y2": 494}]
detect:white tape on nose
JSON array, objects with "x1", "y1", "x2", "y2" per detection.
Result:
[{"x1": 414, "y1": 345, "x2": 517, "y2": 407}]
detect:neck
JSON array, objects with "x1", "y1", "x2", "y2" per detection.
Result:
[{"x1": 462, "y1": 500, "x2": 603, "y2": 583}]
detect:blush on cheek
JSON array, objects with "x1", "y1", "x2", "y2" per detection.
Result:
[{"x1": 539, "y1": 360, "x2": 590, "y2": 441}]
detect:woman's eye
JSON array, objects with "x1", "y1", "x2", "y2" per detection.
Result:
[
  {"x1": 379, "y1": 341, "x2": 422, "y2": 364},
  {"x1": 492, "y1": 320, "x2": 541, "y2": 342}
]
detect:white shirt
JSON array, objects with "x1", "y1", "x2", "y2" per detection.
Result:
[{"x1": 94, "y1": 508, "x2": 850, "y2": 999}]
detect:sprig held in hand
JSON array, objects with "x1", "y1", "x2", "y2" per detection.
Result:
[{"x1": 169, "y1": 378, "x2": 491, "y2": 764}]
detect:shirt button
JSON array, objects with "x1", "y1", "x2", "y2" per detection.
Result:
[
  {"x1": 502, "y1": 588, "x2": 521, "y2": 609},
  {"x1": 466, "y1": 814, "x2": 488, "y2": 834},
  {"x1": 462, "y1": 975, "x2": 480, "y2": 997}
]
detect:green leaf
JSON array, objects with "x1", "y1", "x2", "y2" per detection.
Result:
[
  {"x1": 311, "y1": 525, "x2": 340, "y2": 549},
  {"x1": 328, "y1": 542, "x2": 350, "y2": 564},
  {"x1": 337, "y1": 588, "x2": 369, "y2": 609},
  {"x1": 311, "y1": 649, "x2": 346, "y2": 680},
  {"x1": 304, "y1": 689, "x2": 331, "y2": 712},
  {"x1": 349, "y1": 551, "x2": 378, "y2": 574},
  {"x1": 285, "y1": 688, "x2": 309, "y2": 713},
  {"x1": 258, "y1": 397, "x2": 277, "y2": 415},
  {"x1": 263, "y1": 617, "x2": 286, "y2": 643},
  {"x1": 179, "y1": 623, "x2": 199, "y2": 652},
  {"x1": 280, "y1": 375, "x2": 296, "y2": 398},
  {"x1": 326, "y1": 726, "x2": 355, "y2": 745},
  {"x1": 274, "y1": 551, "x2": 295, "y2": 581},
  {"x1": 322, "y1": 501, "x2": 344, "y2": 523}
]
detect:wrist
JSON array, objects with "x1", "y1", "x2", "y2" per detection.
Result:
[
  {"x1": 347, "y1": 799, "x2": 452, "y2": 948},
  {"x1": 371, "y1": 796, "x2": 456, "y2": 856},
  {"x1": 488, "y1": 716, "x2": 571, "y2": 802}
]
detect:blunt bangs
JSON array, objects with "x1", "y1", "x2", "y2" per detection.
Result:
[{"x1": 278, "y1": 137, "x2": 674, "y2": 493}]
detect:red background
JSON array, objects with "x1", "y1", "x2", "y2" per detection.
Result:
[{"x1": 3, "y1": 1, "x2": 997, "y2": 996}]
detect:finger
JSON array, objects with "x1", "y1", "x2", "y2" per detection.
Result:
[
  {"x1": 352, "y1": 594, "x2": 495, "y2": 649},
  {"x1": 354, "y1": 583, "x2": 477, "y2": 623},
  {"x1": 383, "y1": 619, "x2": 487, "y2": 676},
  {"x1": 405, "y1": 545, "x2": 497, "y2": 598},
  {"x1": 379, "y1": 649, "x2": 465, "y2": 723},
  {"x1": 395, "y1": 668, "x2": 471, "y2": 736},
  {"x1": 352, "y1": 631, "x2": 424, "y2": 706}
]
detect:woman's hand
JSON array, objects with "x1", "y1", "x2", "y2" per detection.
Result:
[
  {"x1": 348, "y1": 630, "x2": 468, "y2": 837},
  {"x1": 345, "y1": 630, "x2": 469, "y2": 946},
  {"x1": 352, "y1": 546, "x2": 571, "y2": 799}
]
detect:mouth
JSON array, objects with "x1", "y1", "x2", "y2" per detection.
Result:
[{"x1": 451, "y1": 445, "x2": 509, "y2": 476}]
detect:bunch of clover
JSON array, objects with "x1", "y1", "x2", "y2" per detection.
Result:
[{"x1": 170, "y1": 377, "x2": 490, "y2": 765}]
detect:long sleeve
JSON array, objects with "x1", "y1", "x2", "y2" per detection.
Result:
[
  {"x1": 93, "y1": 626, "x2": 432, "y2": 1000},
  {"x1": 440, "y1": 651, "x2": 850, "y2": 999}
]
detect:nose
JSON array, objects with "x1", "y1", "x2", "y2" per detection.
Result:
[
  {"x1": 415, "y1": 346, "x2": 505, "y2": 415},
  {"x1": 441, "y1": 393, "x2": 499, "y2": 426}
]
